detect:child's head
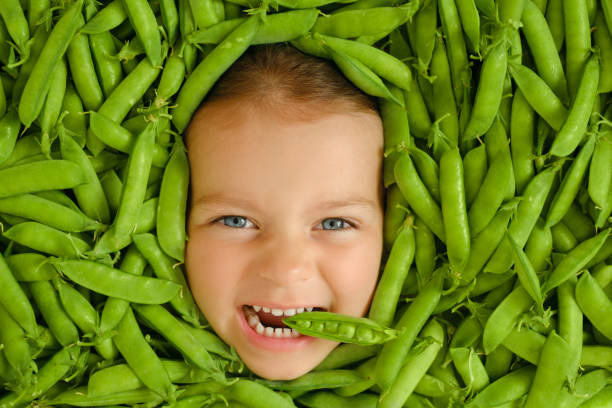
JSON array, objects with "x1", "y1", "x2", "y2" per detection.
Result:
[{"x1": 184, "y1": 43, "x2": 384, "y2": 380}]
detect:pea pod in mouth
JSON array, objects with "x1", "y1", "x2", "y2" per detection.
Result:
[{"x1": 283, "y1": 311, "x2": 399, "y2": 345}]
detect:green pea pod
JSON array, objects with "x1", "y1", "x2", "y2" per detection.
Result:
[
  {"x1": 557, "y1": 277, "x2": 582, "y2": 385},
  {"x1": 525, "y1": 218, "x2": 553, "y2": 273},
  {"x1": 316, "y1": 33, "x2": 412, "y2": 91},
  {"x1": 0, "y1": 75, "x2": 5, "y2": 119},
  {"x1": 378, "y1": 319, "x2": 445, "y2": 408},
  {"x1": 510, "y1": 89, "x2": 536, "y2": 194},
  {"x1": 0, "y1": 110, "x2": 21, "y2": 166},
  {"x1": 90, "y1": 198, "x2": 158, "y2": 255},
  {"x1": 557, "y1": 369, "x2": 612, "y2": 408},
  {"x1": 188, "y1": 18, "x2": 244, "y2": 44},
  {"x1": 89, "y1": 112, "x2": 168, "y2": 167},
  {"x1": 252, "y1": 9, "x2": 320, "y2": 44},
  {"x1": 407, "y1": 146, "x2": 440, "y2": 203},
  {"x1": 482, "y1": 285, "x2": 533, "y2": 355},
  {"x1": 67, "y1": 25, "x2": 103, "y2": 112},
  {"x1": 408, "y1": 0, "x2": 436, "y2": 71},
  {"x1": 172, "y1": 16, "x2": 259, "y2": 132},
  {"x1": 467, "y1": 148, "x2": 513, "y2": 237},
  {"x1": 438, "y1": 0, "x2": 470, "y2": 103},
  {"x1": 113, "y1": 122, "x2": 155, "y2": 238},
  {"x1": 506, "y1": 232, "x2": 543, "y2": 311},
  {"x1": 39, "y1": 58, "x2": 67, "y2": 156},
  {"x1": 0, "y1": 302, "x2": 32, "y2": 378},
  {"x1": 29, "y1": 280, "x2": 79, "y2": 347},
  {"x1": 97, "y1": 55, "x2": 160, "y2": 123},
  {"x1": 0, "y1": 194, "x2": 102, "y2": 232},
  {"x1": 224, "y1": 379, "x2": 296, "y2": 408},
  {"x1": 388, "y1": 30, "x2": 432, "y2": 140},
  {"x1": 81, "y1": 0, "x2": 127, "y2": 34},
  {"x1": 439, "y1": 147, "x2": 470, "y2": 274},
  {"x1": 0, "y1": 252, "x2": 38, "y2": 340},
  {"x1": 564, "y1": 0, "x2": 591, "y2": 100},
  {"x1": 0, "y1": 346, "x2": 81, "y2": 407},
  {"x1": 55, "y1": 277, "x2": 99, "y2": 335},
  {"x1": 546, "y1": 133, "x2": 596, "y2": 227},
  {"x1": 521, "y1": 0, "x2": 569, "y2": 103},
  {"x1": 325, "y1": 44, "x2": 403, "y2": 107},
  {"x1": 414, "y1": 217, "x2": 437, "y2": 285},
  {"x1": 59, "y1": 124, "x2": 111, "y2": 225},
  {"x1": 484, "y1": 163, "x2": 560, "y2": 274},
  {"x1": 160, "y1": 0, "x2": 179, "y2": 46},
  {"x1": 260, "y1": 369, "x2": 366, "y2": 394},
  {"x1": 153, "y1": 54, "x2": 185, "y2": 108},
  {"x1": 132, "y1": 304, "x2": 224, "y2": 381},
  {"x1": 45, "y1": 386, "x2": 163, "y2": 407},
  {"x1": 283, "y1": 311, "x2": 398, "y2": 346},
  {"x1": 0, "y1": 160, "x2": 85, "y2": 198},
  {"x1": 383, "y1": 184, "x2": 408, "y2": 248},
  {"x1": 113, "y1": 307, "x2": 175, "y2": 401},
  {"x1": 542, "y1": 228, "x2": 611, "y2": 294},
  {"x1": 460, "y1": 202, "x2": 517, "y2": 285},
  {"x1": 18, "y1": 0, "x2": 83, "y2": 127},
  {"x1": 508, "y1": 62, "x2": 568, "y2": 131},
  {"x1": 382, "y1": 86, "x2": 410, "y2": 187},
  {"x1": 4, "y1": 222, "x2": 91, "y2": 258},
  {"x1": 464, "y1": 365, "x2": 536, "y2": 408},
  {"x1": 450, "y1": 347, "x2": 490, "y2": 393},
  {"x1": 463, "y1": 41, "x2": 507, "y2": 141},
  {"x1": 376, "y1": 269, "x2": 443, "y2": 391},
  {"x1": 524, "y1": 331, "x2": 571, "y2": 408},
  {"x1": 0, "y1": 0, "x2": 30, "y2": 60},
  {"x1": 121, "y1": 0, "x2": 161, "y2": 67},
  {"x1": 52, "y1": 259, "x2": 180, "y2": 305},
  {"x1": 156, "y1": 139, "x2": 189, "y2": 262},
  {"x1": 462, "y1": 143, "x2": 487, "y2": 206},
  {"x1": 456, "y1": 0, "x2": 480, "y2": 54},
  {"x1": 60, "y1": 83, "x2": 87, "y2": 148},
  {"x1": 595, "y1": 11, "x2": 612, "y2": 93},
  {"x1": 589, "y1": 112, "x2": 612, "y2": 209},
  {"x1": 132, "y1": 233, "x2": 200, "y2": 325},
  {"x1": 430, "y1": 33, "x2": 459, "y2": 147},
  {"x1": 89, "y1": 31, "x2": 124, "y2": 98},
  {"x1": 550, "y1": 53, "x2": 599, "y2": 157},
  {"x1": 394, "y1": 153, "x2": 445, "y2": 242},
  {"x1": 368, "y1": 216, "x2": 415, "y2": 327},
  {"x1": 312, "y1": 4, "x2": 419, "y2": 38},
  {"x1": 6, "y1": 253, "x2": 57, "y2": 282}
]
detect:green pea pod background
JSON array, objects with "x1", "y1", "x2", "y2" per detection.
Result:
[{"x1": 0, "y1": 0, "x2": 611, "y2": 407}]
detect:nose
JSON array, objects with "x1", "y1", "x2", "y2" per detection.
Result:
[{"x1": 254, "y1": 230, "x2": 317, "y2": 287}]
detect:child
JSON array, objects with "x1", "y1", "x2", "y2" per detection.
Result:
[{"x1": 184, "y1": 43, "x2": 385, "y2": 380}]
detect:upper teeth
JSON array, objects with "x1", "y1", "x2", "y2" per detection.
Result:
[{"x1": 252, "y1": 305, "x2": 314, "y2": 316}]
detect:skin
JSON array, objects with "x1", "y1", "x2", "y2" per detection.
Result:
[{"x1": 185, "y1": 98, "x2": 384, "y2": 380}]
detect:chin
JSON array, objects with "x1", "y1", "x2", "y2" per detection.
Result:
[{"x1": 245, "y1": 357, "x2": 317, "y2": 381}]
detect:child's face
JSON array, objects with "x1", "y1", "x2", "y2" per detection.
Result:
[{"x1": 185, "y1": 101, "x2": 384, "y2": 380}]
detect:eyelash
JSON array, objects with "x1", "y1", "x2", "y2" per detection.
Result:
[{"x1": 213, "y1": 216, "x2": 356, "y2": 231}]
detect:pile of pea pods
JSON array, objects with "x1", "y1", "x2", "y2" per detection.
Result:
[{"x1": 0, "y1": 0, "x2": 612, "y2": 406}]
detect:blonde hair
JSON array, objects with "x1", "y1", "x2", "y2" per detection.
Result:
[{"x1": 191, "y1": 43, "x2": 379, "y2": 123}]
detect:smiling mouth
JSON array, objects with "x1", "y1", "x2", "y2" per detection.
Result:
[{"x1": 242, "y1": 305, "x2": 326, "y2": 338}]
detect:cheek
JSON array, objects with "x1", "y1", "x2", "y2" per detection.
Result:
[
  {"x1": 326, "y1": 235, "x2": 383, "y2": 315},
  {"x1": 184, "y1": 232, "x2": 243, "y2": 313}
]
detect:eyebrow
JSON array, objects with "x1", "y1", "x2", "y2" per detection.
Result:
[{"x1": 192, "y1": 193, "x2": 378, "y2": 212}]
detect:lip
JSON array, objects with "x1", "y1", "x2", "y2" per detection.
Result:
[{"x1": 236, "y1": 306, "x2": 318, "y2": 352}]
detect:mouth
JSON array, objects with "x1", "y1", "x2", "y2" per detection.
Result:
[{"x1": 242, "y1": 304, "x2": 327, "y2": 339}]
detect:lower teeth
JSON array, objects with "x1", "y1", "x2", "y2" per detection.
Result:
[{"x1": 245, "y1": 307, "x2": 300, "y2": 338}]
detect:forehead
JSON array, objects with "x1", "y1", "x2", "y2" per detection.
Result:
[
  {"x1": 185, "y1": 98, "x2": 383, "y2": 147},
  {"x1": 185, "y1": 99, "x2": 384, "y2": 202}
]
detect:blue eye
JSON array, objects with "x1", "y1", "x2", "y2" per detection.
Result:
[
  {"x1": 219, "y1": 216, "x2": 250, "y2": 228},
  {"x1": 321, "y1": 218, "x2": 351, "y2": 230}
]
